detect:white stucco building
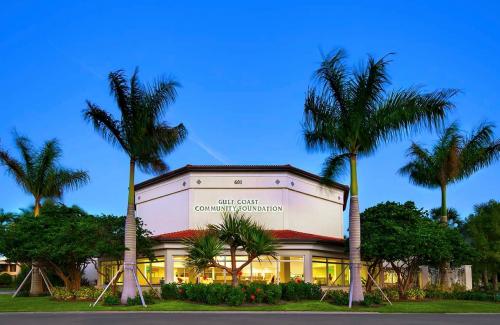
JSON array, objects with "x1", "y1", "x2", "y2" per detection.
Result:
[{"x1": 99, "y1": 165, "x2": 359, "y2": 287}]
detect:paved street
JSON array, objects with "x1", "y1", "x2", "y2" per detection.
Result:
[{"x1": 0, "y1": 312, "x2": 499, "y2": 325}]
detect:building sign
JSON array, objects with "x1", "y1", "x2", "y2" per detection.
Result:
[{"x1": 193, "y1": 199, "x2": 283, "y2": 213}]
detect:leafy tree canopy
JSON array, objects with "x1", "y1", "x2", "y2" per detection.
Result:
[
  {"x1": 0, "y1": 202, "x2": 155, "y2": 290},
  {"x1": 465, "y1": 200, "x2": 500, "y2": 274},
  {"x1": 360, "y1": 201, "x2": 473, "y2": 295}
]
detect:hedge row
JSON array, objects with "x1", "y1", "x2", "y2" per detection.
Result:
[
  {"x1": 424, "y1": 288, "x2": 500, "y2": 302},
  {"x1": 161, "y1": 282, "x2": 322, "y2": 306}
]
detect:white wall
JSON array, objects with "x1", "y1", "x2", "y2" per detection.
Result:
[{"x1": 136, "y1": 170, "x2": 345, "y2": 238}]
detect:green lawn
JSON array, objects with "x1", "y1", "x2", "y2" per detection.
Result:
[{"x1": 0, "y1": 295, "x2": 499, "y2": 313}]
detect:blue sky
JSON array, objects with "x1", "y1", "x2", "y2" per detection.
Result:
[{"x1": 1, "y1": 1, "x2": 499, "y2": 234}]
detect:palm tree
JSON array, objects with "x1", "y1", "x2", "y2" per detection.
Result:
[
  {"x1": 0, "y1": 135, "x2": 89, "y2": 295},
  {"x1": 429, "y1": 207, "x2": 463, "y2": 228},
  {"x1": 303, "y1": 49, "x2": 457, "y2": 302},
  {"x1": 185, "y1": 211, "x2": 278, "y2": 287},
  {"x1": 399, "y1": 122, "x2": 500, "y2": 287},
  {"x1": 83, "y1": 68, "x2": 186, "y2": 304}
]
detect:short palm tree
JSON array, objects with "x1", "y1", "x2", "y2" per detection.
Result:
[
  {"x1": 185, "y1": 211, "x2": 278, "y2": 287},
  {"x1": 399, "y1": 122, "x2": 500, "y2": 287},
  {"x1": 83, "y1": 68, "x2": 186, "y2": 304},
  {"x1": 303, "y1": 49, "x2": 457, "y2": 302},
  {"x1": 0, "y1": 134, "x2": 89, "y2": 295}
]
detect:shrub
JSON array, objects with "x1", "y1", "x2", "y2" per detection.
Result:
[
  {"x1": 74, "y1": 286, "x2": 101, "y2": 301},
  {"x1": 327, "y1": 290, "x2": 349, "y2": 306},
  {"x1": 280, "y1": 281, "x2": 322, "y2": 301},
  {"x1": 362, "y1": 292, "x2": 383, "y2": 306},
  {"x1": 161, "y1": 283, "x2": 178, "y2": 299},
  {"x1": 246, "y1": 283, "x2": 266, "y2": 303},
  {"x1": 186, "y1": 283, "x2": 208, "y2": 303},
  {"x1": 0, "y1": 273, "x2": 13, "y2": 286},
  {"x1": 451, "y1": 283, "x2": 466, "y2": 292},
  {"x1": 264, "y1": 284, "x2": 282, "y2": 304},
  {"x1": 226, "y1": 286, "x2": 245, "y2": 306},
  {"x1": 205, "y1": 284, "x2": 228, "y2": 305},
  {"x1": 103, "y1": 295, "x2": 120, "y2": 306},
  {"x1": 52, "y1": 287, "x2": 75, "y2": 301},
  {"x1": 177, "y1": 283, "x2": 190, "y2": 300},
  {"x1": 382, "y1": 288, "x2": 400, "y2": 301},
  {"x1": 405, "y1": 288, "x2": 425, "y2": 300}
]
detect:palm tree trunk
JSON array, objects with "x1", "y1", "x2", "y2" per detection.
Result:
[
  {"x1": 482, "y1": 269, "x2": 488, "y2": 288},
  {"x1": 30, "y1": 198, "x2": 44, "y2": 296},
  {"x1": 230, "y1": 247, "x2": 238, "y2": 287},
  {"x1": 439, "y1": 185, "x2": 451, "y2": 289},
  {"x1": 349, "y1": 155, "x2": 364, "y2": 303},
  {"x1": 29, "y1": 261, "x2": 44, "y2": 296},
  {"x1": 121, "y1": 160, "x2": 137, "y2": 304}
]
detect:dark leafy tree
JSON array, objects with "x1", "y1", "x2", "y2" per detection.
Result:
[
  {"x1": 361, "y1": 201, "x2": 473, "y2": 297},
  {"x1": 83, "y1": 68, "x2": 186, "y2": 303},
  {"x1": 303, "y1": 49, "x2": 457, "y2": 301},
  {"x1": 0, "y1": 202, "x2": 155, "y2": 291},
  {"x1": 465, "y1": 200, "x2": 500, "y2": 290}
]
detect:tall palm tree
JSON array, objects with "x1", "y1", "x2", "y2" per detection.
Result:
[
  {"x1": 83, "y1": 68, "x2": 186, "y2": 304},
  {"x1": 303, "y1": 49, "x2": 457, "y2": 302},
  {"x1": 399, "y1": 122, "x2": 500, "y2": 287},
  {"x1": 0, "y1": 135, "x2": 89, "y2": 295}
]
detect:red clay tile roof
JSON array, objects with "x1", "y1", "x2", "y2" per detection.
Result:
[{"x1": 153, "y1": 229, "x2": 344, "y2": 244}]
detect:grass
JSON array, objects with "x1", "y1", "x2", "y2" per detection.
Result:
[{"x1": 0, "y1": 295, "x2": 499, "y2": 313}]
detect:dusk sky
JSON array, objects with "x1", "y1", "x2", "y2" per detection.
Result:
[{"x1": 1, "y1": 1, "x2": 499, "y2": 234}]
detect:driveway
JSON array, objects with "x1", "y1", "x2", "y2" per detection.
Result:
[{"x1": 0, "y1": 312, "x2": 499, "y2": 325}]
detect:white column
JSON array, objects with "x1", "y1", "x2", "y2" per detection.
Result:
[
  {"x1": 419, "y1": 265, "x2": 429, "y2": 289},
  {"x1": 464, "y1": 265, "x2": 473, "y2": 291},
  {"x1": 166, "y1": 251, "x2": 175, "y2": 283},
  {"x1": 304, "y1": 253, "x2": 312, "y2": 283}
]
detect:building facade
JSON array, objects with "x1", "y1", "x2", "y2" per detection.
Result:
[{"x1": 98, "y1": 165, "x2": 376, "y2": 287}]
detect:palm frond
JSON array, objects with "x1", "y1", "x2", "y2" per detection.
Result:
[
  {"x1": 33, "y1": 139, "x2": 62, "y2": 193},
  {"x1": 83, "y1": 102, "x2": 128, "y2": 153},
  {"x1": 0, "y1": 147, "x2": 28, "y2": 191},
  {"x1": 459, "y1": 122, "x2": 500, "y2": 180},
  {"x1": 108, "y1": 69, "x2": 131, "y2": 118},
  {"x1": 303, "y1": 89, "x2": 339, "y2": 151},
  {"x1": 314, "y1": 49, "x2": 349, "y2": 111},
  {"x1": 351, "y1": 53, "x2": 392, "y2": 113},
  {"x1": 321, "y1": 153, "x2": 350, "y2": 182},
  {"x1": 48, "y1": 168, "x2": 90, "y2": 198},
  {"x1": 144, "y1": 77, "x2": 179, "y2": 120},
  {"x1": 372, "y1": 88, "x2": 458, "y2": 144},
  {"x1": 13, "y1": 133, "x2": 35, "y2": 175},
  {"x1": 184, "y1": 232, "x2": 224, "y2": 273}
]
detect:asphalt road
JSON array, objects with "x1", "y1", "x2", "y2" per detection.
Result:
[{"x1": 0, "y1": 312, "x2": 499, "y2": 325}]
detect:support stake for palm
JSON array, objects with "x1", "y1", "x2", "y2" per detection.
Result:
[{"x1": 302, "y1": 49, "x2": 457, "y2": 303}]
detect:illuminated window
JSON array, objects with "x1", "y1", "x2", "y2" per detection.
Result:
[
  {"x1": 99, "y1": 261, "x2": 123, "y2": 285},
  {"x1": 312, "y1": 257, "x2": 350, "y2": 286},
  {"x1": 279, "y1": 256, "x2": 304, "y2": 283},
  {"x1": 137, "y1": 257, "x2": 165, "y2": 285},
  {"x1": 251, "y1": 256, "x2": 277, "y2": 284}
]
